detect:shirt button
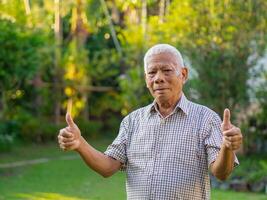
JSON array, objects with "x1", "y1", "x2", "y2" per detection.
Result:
[
  {"x1": 156, "y1": 153, "x2": 160, "y2": 158},
  {"x1": 160, "y1": 119, "x2": 165, "y2": 124}
]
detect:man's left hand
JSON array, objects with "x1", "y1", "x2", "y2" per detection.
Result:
[{"x1": 221, "y1": 108, "x2": 243, "y2": 151}]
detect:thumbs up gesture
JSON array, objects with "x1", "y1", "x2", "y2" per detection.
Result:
[
  {"x1": 58, "y1": 112, "x2": 82, "y2": 151},
  {"x1": 221, "y1": 108, "x2": 243, "y2": 151}
]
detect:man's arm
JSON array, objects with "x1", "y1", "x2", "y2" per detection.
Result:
[
  {"x1": 209, "y1": 144, "x2": 234, "y2": 180},
  {"x1": 210, "y1": 109, "x2": 242, "y2": 181},
  {"x1": 58, "y1": 113, "x2": 121, "y2": 178},
  {"x1": 76, "y1": 136, "x2": 121, "y2": 177}
]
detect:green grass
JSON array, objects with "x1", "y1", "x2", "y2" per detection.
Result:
[
  {"x1": 211, "y1": 189, "x2": 267, "y2": 200},
  {"x1": 0, "y1": 139, "x2": 267, "y2": 200},
  {"x1": 0, "y1": 139, "x2": 111, "y2": 164},
  {"x1": 0, "y1": 158, "x2": 126, "y2": 200}
]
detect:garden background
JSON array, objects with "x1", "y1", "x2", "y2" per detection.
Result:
[{"x1": 0, "y1": 0, "x2": 267, "y2": 199}]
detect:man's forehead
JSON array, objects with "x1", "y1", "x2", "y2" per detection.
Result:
[
  {"x1": 147, "y1": 52, "x2": 179, "y2": 65},
  {"x1": 147, "y1": 62, "x2": 175, "y2": 69},
  {"x1": 147, "y1": 54, "x2": 178, "y2": 69}
]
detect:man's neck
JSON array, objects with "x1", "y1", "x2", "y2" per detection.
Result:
[{"x1": 156, "y1": 94, "x2": 182, "y2": 118}]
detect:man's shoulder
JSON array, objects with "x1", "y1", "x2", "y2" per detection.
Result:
[
  {"x1": 127, "y1": 104, "x2": 152, "y2": 118},
  {"x1": 121, "y1": 104, "x2": 152, "y2": 124},
  {"x1": 188, "y1": 100, "x2": 220, "y2": 119}
]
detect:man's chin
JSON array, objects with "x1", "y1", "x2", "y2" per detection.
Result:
[{"x1": 154, "y1": 95, "x2": 169, "y2": 102}]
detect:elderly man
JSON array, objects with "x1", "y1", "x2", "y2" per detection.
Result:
[{"x1": 58, "y1": 44, "x2": 242, "y2": 200}]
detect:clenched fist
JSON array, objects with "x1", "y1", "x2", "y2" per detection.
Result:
[
  {"x1": 221, "y1": 108, "x2": 243, "y2": 151},
  {"x1": 58, "y1": 113, "x2": 82, "y2": 151}
]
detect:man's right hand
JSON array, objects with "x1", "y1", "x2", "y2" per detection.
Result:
[
  {"x1": 58, "y1": 112, "x2": 121, "y2": 177},
  {"x1": 58, "y1": 113, "x2": 81, "y2": 151}
]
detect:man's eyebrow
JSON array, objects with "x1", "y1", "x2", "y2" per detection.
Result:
[{"x1": 148, "y1": 64, "x2": 173, "y2": 69}]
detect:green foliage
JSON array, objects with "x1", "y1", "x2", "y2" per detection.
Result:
[
  {"x1": 76, "y1": 117, "x2": 103, "y2": 139},
  {"x1": 241, "y1": 60, "x2": 267, "y2": 153},
  {"x1": 118, "y1": 67, "x2": 151, "y2": 115},
  {"x1": 156, "y1": 0, "x2": 267, "y2": 114},
  {"x1": 9, "y1": 109, "x2": 63, "y2": 143},
  {"x1": 0, "y1": 19, "x2": 47, "y2": 116},
  {"x1": 233, "y1": 156, "x2": 267, "y2": 183},
  {"x1": 0, "y1": 0, "x2": 267, "y2": 145},
  {"x1": 0, "y1": 19, "x2": 39, "y2": 90},
  {"x1": 0, "y1": 0, "x2": 27, "y2": 25},
  {"x1": 255, "y1": 69, "x2": 267, "y2": 128},
  {"x1": 0, "y1": 120, "x2": 19, "y2": 151},
  {"x1": 115, "y1": 0, "x2": 267, "y2": 118}
]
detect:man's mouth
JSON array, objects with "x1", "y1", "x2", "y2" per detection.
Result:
[{"x1": 154, "y1": 88, "x2": 168, "y2": 92}]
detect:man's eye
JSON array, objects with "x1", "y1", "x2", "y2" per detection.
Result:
[
  {"x1": 148, "y1": 71, "x2": 156, "y2": 74},
  {"x1": 163, "y1": 69, "x2": 172, "y2": 72}
]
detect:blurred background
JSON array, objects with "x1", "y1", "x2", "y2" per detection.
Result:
[{"x1": 0, "y1": 0, "x2": 266, "y2": 199}]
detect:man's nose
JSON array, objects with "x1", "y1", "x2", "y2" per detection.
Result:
[{"x1": 154, "y1": 71, "x2": 164, "y2": 83}]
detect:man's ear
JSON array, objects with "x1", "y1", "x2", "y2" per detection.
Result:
[
  {"x1": 144, "y1": 73, "x2": 149, "y2": 88},
  {"x1": 182, "y1": 67, "x2": 189, "y2": 84}
]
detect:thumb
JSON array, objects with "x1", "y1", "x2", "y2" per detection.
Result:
[
  {"x1": 222, "y1": 108, "x2": 231, "y2": 131},
  {"x1": 66, "y1": 112, "x2": 75, "y2": 128}
]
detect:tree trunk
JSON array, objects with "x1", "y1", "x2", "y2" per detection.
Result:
[
  {"x1": 71, "y1": 0, "x2": 90, "y2": 120},
  {"x1": 54, "y1": 0, "x2": 63, "y2": 124},
  {"x1": 23, "y1": 0, "x2": 31, "y2": 15},
  {"x1": 159, "y1": 0, "x2": 165, "y2": 23}
]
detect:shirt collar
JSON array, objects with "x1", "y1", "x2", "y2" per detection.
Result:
[{"x1": 147, "y1": 93, "x2": 190, "y2": 116}]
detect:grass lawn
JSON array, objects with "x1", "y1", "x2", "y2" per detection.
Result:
[{"x1": 0, "y1": 139, "x2": 266, "y2": 200}]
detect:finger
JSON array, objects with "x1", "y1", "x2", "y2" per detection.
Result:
[
  {"x1": 223, "y1": 108, "x2": 231, "y2": 124},
  {"x1": 59, "y1": 129, "x2": 68, "y2": 141},
  {"x1": 66, "y1": 112, "x2": 75, "y2": 128},
  {"x1": 222, "y1": 108, "x2": 231, "y2": 130},
  {"x1": 225, "y1": 137, "x2": 235, "y2": 143},
  {"x1": 59, "y1": 129, "x2": 65, "y2": 136},
  {"x1": 64, "y1": 140, "x2": 76, "y2": 148},
  {"x1": 231, "y1": 145, "x2": 240, "y2": 150},
  {"x1": 58, "y1": 135, "x2": 64, "y2": 143},
  {"x1": 224, "y1": 137, "x2": 234, "y2": 145},
  {"x1": 232, "y1": 141, "x2": 242, "y2": 147},
  {"x1": 59, "y1": 143, "x2": 66, "y2": 150},
  {"x1": 66, "y1": 126, "x2": 74, "y2": 132},
  {"x1": 231, "y1": 134, "x2": 242, "y2": 141},
  {"x1": 223, "y1": 128, "x2": 240, "y2": 137},
  {"x1": 224, "y1": 141, "x2": 231, "y2": 148},
  {"x1": 61, "y1": 129, "x2": 74, "y2": 138},
  {"x1": 59, "y1": 135, "x2": 74, "y2": 143},
  {"x1": 59, "y1": 128, "x2": 73, "y2": 135},
  {"x1": 223, "y1": 137, "x2": 231, "y2": 145},
  {"x1": 224, "y1": 136, "x2": 232, "y2": 142}
]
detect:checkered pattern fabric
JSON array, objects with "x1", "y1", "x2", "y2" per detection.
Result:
[{"x1": 104, "y1": 94, "x2": 239, "y2": 200}]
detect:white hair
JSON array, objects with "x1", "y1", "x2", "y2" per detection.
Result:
[{"x1": 144, "y1": 44, "x2": 184, "y2": 73}]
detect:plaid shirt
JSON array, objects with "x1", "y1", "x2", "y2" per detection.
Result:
[{"x1": 105, "y1": 94, "x2": 238, "y2": 200}]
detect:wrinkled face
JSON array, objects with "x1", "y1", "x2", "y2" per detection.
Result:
[{"x1": 145, "y1": 52, "x2": 188, "y2": 103}]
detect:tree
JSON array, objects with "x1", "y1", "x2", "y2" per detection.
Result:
[
  {"x1": 117, "y1": 0, "x2": 267, "y2": 117},
  {"x1": 0, "y1": 19, "x2": 45, "y2": 118}
]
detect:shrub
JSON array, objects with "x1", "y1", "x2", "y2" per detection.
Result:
[
  {"x1": 76, "y1": 118, "x2": 103, "y2": 139},
  {"x1": 0, "y1": 120, "x2": 19, "y2": 151}
]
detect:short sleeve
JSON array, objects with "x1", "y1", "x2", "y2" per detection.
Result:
[
  {"x1": 204, "y1": 113, "x2": 239, "y2": 167},
  {"x1": 104, "y1": 116, "x2": 128, "y2": 167}
]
